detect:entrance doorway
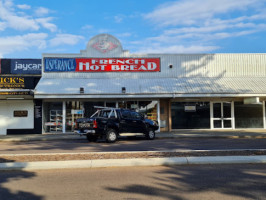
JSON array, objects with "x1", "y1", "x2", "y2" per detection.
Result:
[
  {"x1": 211, "y1": 102, "x2": 234, "y2": 129},
  {"x1": 66, "y1": 101, "x2": 84, "y2": 132}
]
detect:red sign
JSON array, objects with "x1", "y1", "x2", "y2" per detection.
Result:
[{"x1": 75, "y1": 58, "x2": 160, "y2": 72}]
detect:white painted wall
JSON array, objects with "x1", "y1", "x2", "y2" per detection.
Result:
[{"x1": 0, "y1": 100, "x2": 34, "y2": 135}]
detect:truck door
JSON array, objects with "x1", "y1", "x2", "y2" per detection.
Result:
[
  {"x1": 119, "y1": 110, "x2": 135, "y2": 133},
  {"x1": 131, "y1": 111, "x2": 147, "y2": 133}
]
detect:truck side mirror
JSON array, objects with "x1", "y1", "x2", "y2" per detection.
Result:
[{"x1": 140, "y1": 114, "x2": 146, "y2": 119}]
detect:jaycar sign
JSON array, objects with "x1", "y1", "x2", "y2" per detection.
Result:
[
  {"x1": 44, "y1": 58, "x2": 160, "y2": 72},
  {"x1": 11, "y1": 59, "x2": 42, "y2": 74}
]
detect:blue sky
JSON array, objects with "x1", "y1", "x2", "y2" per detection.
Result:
[{"x1": 0, "y1": 0, "x2": 266, "y2": 58}]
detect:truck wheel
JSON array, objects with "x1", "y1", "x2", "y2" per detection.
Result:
[
  {"x1": 146, "y1": 129, "x2": 155, "y2": 140},
  {"x1": 86, "y1": 135, "x2": 98, "y2": 142},
  {"x1": 106, "y1": 129, "x2": 117, "y2": 143}
]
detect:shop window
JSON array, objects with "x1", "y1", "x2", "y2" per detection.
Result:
[
  {"x1": 66, "y1": 101, "x2": 83, "y2": 132},
  {"x1": 43, "y1": 102, "x2": 63, "y2": 133},
  {"x1": 171, "y1": 102, "x2": 210, "y2": 129},
  {"x1": 235, "y1": 102, "x2": 263, "y2": 128},
  {"x1": 117, "y1": 101, "x2": 138, "y2": 109},
  {"x1": 84, "y1": 102, "x2": 104, "y2": 118},
  {"x1": 106, "y1": 102, "x2": 116, "y2": 108},
  {"x1": 139, "y1": 101, "x2": 158, "y2": 121}
]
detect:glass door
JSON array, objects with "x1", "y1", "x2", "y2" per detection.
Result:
[
  {"x1": 66, "y1": 101, "x2": 84, "y2": 132},
  {"x1": 211, "y1": 102, "x2": 233, "y2": 129}
]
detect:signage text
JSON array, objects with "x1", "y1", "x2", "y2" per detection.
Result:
[
  {"x1": 44, "y1": 58, "x2": 160, "y2": 72},
  {"x1": 0, "y1": 77, "x2": 25, "y2": 88},
  {"x1": 11, "y1": 59, "x2": 42, "y2": 74}
]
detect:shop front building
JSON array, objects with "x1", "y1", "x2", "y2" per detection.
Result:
[
  {"x1": 0, "y1": 59, "x2": 42, "y2": 135},
  {"x1": 34, "y1": 34, "x2": 266, "y2": 133}
]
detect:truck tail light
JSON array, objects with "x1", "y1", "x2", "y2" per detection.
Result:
[{"x1": 93, "y1": 120, "x2": 97, "y2": 128}]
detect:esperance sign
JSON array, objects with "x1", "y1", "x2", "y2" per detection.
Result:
[{"x1": 44, "y1": 58, "x2": 160, "y2": 72}]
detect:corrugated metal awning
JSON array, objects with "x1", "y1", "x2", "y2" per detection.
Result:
[{"x1": 34, "y1": 77, "x2": 266, "y2": 99}]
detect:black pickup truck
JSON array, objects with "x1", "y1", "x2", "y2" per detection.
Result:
[{"x1": 74, "y1": 107, "x2": 159, "y2": 143}]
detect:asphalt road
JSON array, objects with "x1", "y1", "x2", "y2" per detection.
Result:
[
  {"x1": 0, "y1": 164, "x2": 266, "y2": 200},
  {"x1": 1, "y1": 137, "x2": 266, "y2": 154}
]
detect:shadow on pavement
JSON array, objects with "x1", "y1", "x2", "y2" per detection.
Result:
[
  {"x1": 105, "y1": 164, "x2": 266, "y2": 200},
  {"x1": 0, "y1": 158, "x2": 43, "y2": 200}
]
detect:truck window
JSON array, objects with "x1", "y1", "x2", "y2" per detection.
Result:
[
  {"x1": 131, "y1": 112, "x2": 142, "y2": 119},
  {"x1": 109, "y1": 110, "x2": 116, "y2": 118},
  {"x1": 100, "y1": 110, "x2": 111, "y2": 118},
  {"x1": 121, "y1": 110, "x2": 132, "y2": 119}
]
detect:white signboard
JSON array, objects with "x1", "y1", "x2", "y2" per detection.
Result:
[
  {"x1": 71, "y1": 110, "x2": 84, "y2": 115},
  {"x1": 184, "y1": 105, "x2": 196, "y2": 112}
]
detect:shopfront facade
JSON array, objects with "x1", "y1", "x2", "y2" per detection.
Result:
[
  {"x1": 0, "y1": 59, "x2": 42, "y2": 135},
  {"x1": 34, "y1": 34, "x2": 266, "y2": 133},
  {"x1": 41, "y1": 100, "x2": 159, "y2": 133}
]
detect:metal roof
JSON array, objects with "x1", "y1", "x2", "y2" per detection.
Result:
[{"x1": 34, "y1": 77, "x2": 266, "y2": 99}]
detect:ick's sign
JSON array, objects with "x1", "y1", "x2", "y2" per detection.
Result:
[
  {"x1": 0, "y1": 77, "x2": 36, "y2": 89},
  {"x1": 44, "y1": 58, "x2": 160, "y2": 72}
]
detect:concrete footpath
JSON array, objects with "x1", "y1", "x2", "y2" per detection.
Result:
[{"x1": 1, "y1": 130, "x2": 266, "y2": 171}]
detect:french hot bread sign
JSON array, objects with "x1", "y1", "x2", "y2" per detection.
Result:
[{"x1": 44, "y1": 58, "x2": 160, "y2": 72}]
